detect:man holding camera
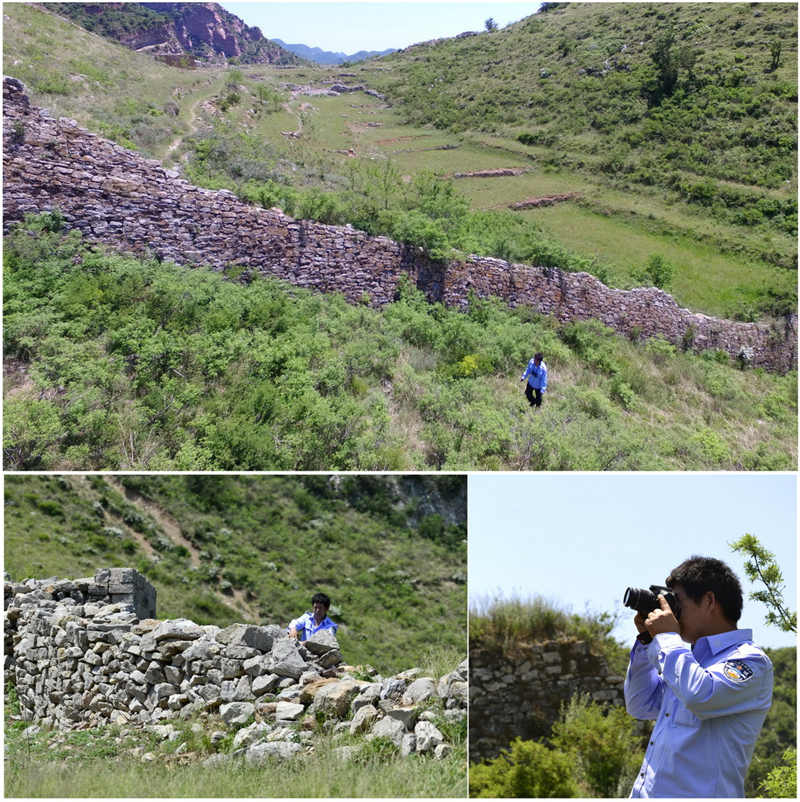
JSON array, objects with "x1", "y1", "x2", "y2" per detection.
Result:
[{"x1": 624, "y1": 557, "x2": 773, "y2": 798}]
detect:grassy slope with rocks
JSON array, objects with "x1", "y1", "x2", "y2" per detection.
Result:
[
  {"x1": 468, "y1": 596, "x2": 796, "y2": 797},
  {"x1": 3, "y1": 474, "x2": 467, "y2": 674}
]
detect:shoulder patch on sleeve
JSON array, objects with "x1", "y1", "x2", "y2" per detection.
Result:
[{"x1": 722, "y1": 660, "x2": 754, "y2": 682}]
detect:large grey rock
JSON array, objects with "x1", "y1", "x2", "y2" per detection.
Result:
[
  {"x1": 252, "y1": 673, "x2": 280, "y2": 697},
  {"x1": 414, "y1": 720, "x2": 444, "y2": 753},
  {"x1": 270, "y1": 639, "x2": 306, "y2": 680},
  {"x1": 349, "y1": 703, "x2": 378, "y2": 735},
  {"x1": 219, "y1": 702, "x2": 254, "y2": 725},
  {"x1": 369, "y1": 716, "x2": 405, "y2": 747},
  {"x1": 387, "y1": 706, "x2": 419, "y2": 730},
  {"x1": 352, "y1": 683, "x2": 381, "y2": 713},
  {"x1": 402, "y1": 677, "x2": 436, "y2": 705},
  {"x1": 275, "y1": 701, "x2": 305, "y2": 721},
  {"x1": 310, "y1": 679, "x2": 361, "y2": 719},
  {"x1": 216, "y1": 624, "x2": 273, "y2": 653},
  {"x1": 152, "y1": 619, "x2": 202, "y2": 643},
  {"x1": 303, "y1": 629, "x2": 339, "y2": 655},
  {"x1": 245, "y1": 741, "x2": 302, "y2": 762},
  {"x1": 232, "y1": 721, "x2": 271, "y2": 749}
]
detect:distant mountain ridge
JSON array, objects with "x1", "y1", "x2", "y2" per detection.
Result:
[
  {"x1": 272, "y1": 38, "x2": 395, "y2": 65},
  {"x1": 42, "y1": 2, "x2": 300, "y2": 65}
]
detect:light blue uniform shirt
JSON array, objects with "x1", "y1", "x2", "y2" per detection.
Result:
[
  {"x1": 625, "y1": 629, "x2": 772, "y2": 798},
  {"x1": 521, "y1": 358, "x2": 548, "y2": 391},
  {"x1": 287, "y1": 611, "x2": 338, "y2": 642}
]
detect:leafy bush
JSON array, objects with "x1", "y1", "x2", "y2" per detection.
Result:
[
  {"x1": 550, "y1": 694, "x2": 643, "y2": 797},
  {"x1": 470, "y1": 738, "x2": 578, "y2": 798}
]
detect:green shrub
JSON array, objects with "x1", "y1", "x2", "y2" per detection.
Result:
[
  {"x1": 470, "y1": 738, "x2": 578, "y2": 798},
  {"x1": 760, "y1": 747, "x2": 796, "y2": 798},
  {"x1": 551, "y1": 694, "x2": 644, "y2": 797}
]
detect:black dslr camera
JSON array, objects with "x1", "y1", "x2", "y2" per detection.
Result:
[{"x1": 623, "y1": 585, "x2": 681, "y2": 644}]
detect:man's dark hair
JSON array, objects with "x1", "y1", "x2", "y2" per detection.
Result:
[
  {"x1": 311, "y1": 592, "x2": 331, "y2": 609},
  {"x1": 534, "y1": 352, "x2": 543, "y2": 361},
  {"x1": 666, "y1": 556, "x2": 743, "y2": 623}
]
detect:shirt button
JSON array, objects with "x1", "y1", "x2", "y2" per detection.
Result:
[{"x1": 665, "y1": 712, "x2": 670, "y2": 717}]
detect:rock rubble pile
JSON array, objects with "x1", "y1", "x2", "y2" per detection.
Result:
[{"x1": 4, "y1": 569, "x2": 466, "y2": 762}]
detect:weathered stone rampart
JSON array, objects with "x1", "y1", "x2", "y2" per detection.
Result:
[
  {"x1": 4, "y1": 568, "x2": 466, "y2": 762},
  {"x1": 3, "y1": 76, "x2": 796, "y2": 372},
  {"x1": 469, "y1": 641, "x2": 625, "y2": 763}
]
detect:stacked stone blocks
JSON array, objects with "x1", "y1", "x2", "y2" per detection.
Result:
[{"x1": 3, "y1": 76, "x2": 794, "y2": 372}]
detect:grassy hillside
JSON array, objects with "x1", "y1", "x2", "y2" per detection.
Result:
[
  {"x1": 3, "y1": 473, "x2": 467, "y2": 675},
  {"x1": 361, "y1": 4, "x2": 797, "y2": 250},
  {"x1": 3, "y1": 2, "x2": 796, "y2": 320},
  {"x1": 3, "y1": 217, "x2": 796, "y2": 471}
]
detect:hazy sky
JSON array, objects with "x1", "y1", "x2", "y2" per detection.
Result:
[
  {"x1": 221, "y1": 2, "x2": 542, "y2": 53},
  {"x1": 469, "y1": 473, "x2": 798, "y2": 650}
]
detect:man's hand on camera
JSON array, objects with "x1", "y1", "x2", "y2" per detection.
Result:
[
  {"x1": 634, "y1": 612, "x2": 648, "y2": 634},
  {"x1": 644, "y1": 595, "x2": 680, "y2": 637}
]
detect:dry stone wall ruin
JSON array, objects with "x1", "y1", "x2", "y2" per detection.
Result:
[
  {"x1": 3, "y1": 76, "x2": 796, "y2": 372},
  {"x1": 4, "y1": 569, "x2": 467, "y2": 761},
  {"x1": 469, "y1": 641, "x2": 625, "y2": 764}
]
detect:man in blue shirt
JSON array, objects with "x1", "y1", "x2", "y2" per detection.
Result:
[
  {"x1": 625, "y1": 556, "x2": 773, "y2": 798},
  {"x1": 287, "y1": 592, "x2": 338, "y2": 642},
  {"x1": 520, "y1": 352, "x2": 547, "y2": 408}
]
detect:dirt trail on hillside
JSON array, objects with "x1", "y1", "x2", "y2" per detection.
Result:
[
  {"x1": 104, "y1": 478, "x2": 260, "y2": 621},
  {"x1": 106, "y1": 477, "x2": 201, "y2": 567},
  {"x1": 164, "y1": 91, "x2": 208, "y2": 163}
]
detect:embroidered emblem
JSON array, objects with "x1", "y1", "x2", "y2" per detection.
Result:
[{"x1": 723, "y1": 660, "x2": 754, "y2": 682}]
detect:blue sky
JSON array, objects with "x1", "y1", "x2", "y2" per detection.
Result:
[
  {"x1": 469, "y1": 474, "x2": 798, "y2": 650},
  {"x1": 222, "y1": 2, "x2": 542, "y2": 53}
]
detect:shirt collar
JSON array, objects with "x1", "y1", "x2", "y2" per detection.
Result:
[{"x1": 693, "y1": 628, "x2": 752, "y2": 657}]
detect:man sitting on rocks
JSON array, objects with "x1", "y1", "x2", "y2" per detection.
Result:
[{"x1": 287, "y1": 592, "x2": 338, "y2": 642}]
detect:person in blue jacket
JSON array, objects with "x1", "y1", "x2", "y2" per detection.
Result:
[
  {"x1": 287, "y1": 592, "x2": 338, "y2": 642},
  {"x1": 625, "y1": 556, "x2": 773, "y2": 798},
  {"x1": 520, "y1": 352, "x2": 547, "y2": 408}
]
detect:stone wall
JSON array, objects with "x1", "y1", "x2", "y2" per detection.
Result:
[
  {"x1": 469, "y1": 640, "x2": 625, "y2": 763},
  {"x1": 4, "y1": 568, "x2": 466, "y2": 762},
  {"x1": 3, "y1": 76, "x2": 795, "y2": 372}
]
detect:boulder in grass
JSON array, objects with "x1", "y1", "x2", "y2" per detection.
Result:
[
  {"x1": 414, "y1": 720, "x2": 444, "y2": 753},
  {"x1": 245, "y1": 741, "x2": 302, "y2": 762},
  {"x1": 369, "y1": 715, "x2": 405, "y2": 747},
  {"x1": 401, "y1": 677, "x2": 436, "y2": 705},
  {"x1": 275, "y1": 701, "x2": 305, "y2": 721},
  {"x1": 310, "y1": 679, "x2": 361, "y2": 719},
  {"x1": 219, "y1": 701, "x2": 255, "y2": 726},
  {"x1": 216, "y1": 624, "x2": 274, "y2": 652}
]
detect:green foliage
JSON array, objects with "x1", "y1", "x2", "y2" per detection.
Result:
[
  {"x1": 550, "y1": 695, "x2": 643, "y2": 797},
  {"x1": 470, "y1": 738, "x2": 578, "y2": 798},
  {"x1": 632, "y1": 254, "x2": 674, "y2": 290},
  {"x1": 3, "y1": 217, "x2": 795, "y2": 471},
  {"x1": 761, "y1": 748, "x2": 796, "y2": 798},
  {"x1": 730, "y1": 534, "x2": 796, "y2": 632}
]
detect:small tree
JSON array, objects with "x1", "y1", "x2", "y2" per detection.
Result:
[
  {"x1": 730, "y1": 533, "x2": 796, "y2": 633},
  {"x1": 769, "y1": 39, "x2": 782, "y2": 72},
  {"x1": 485, "y1": 17, "x2": 498, "y2": 32},
  {"x1": 633, "y1": 254, "x2": 674, "y2": 290}
]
